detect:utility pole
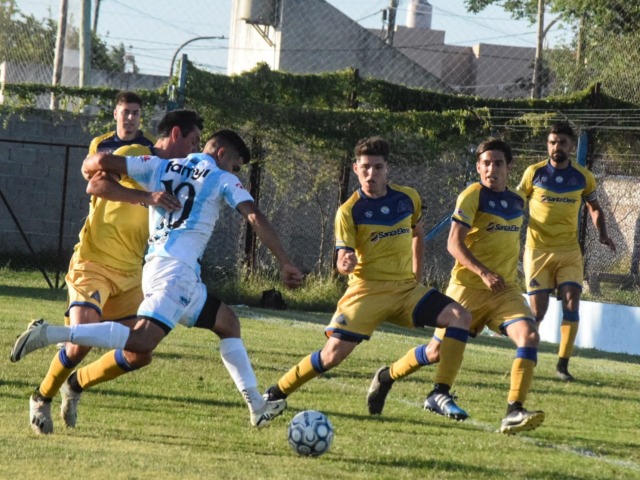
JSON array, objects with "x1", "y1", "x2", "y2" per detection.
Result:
[
  {"x1": 79, "y1": 0, "x2": 91, "y2": 87},
  {"x1": 531, "y1": 0, "x2": 545, "y2": 99},
  {"x1": 385, "y1": 0, "x2": 399, "y2": 46},
  {"x1": 50, "y1": 0, "x2": 68, "y2": 110},
  {"x1": 92, "y1": 0, "x2": 101, "y2": 34}
]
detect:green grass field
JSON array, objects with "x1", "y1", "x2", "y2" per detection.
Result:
[{"x1": 1, "y1": 271, "x2": 639, "y2": 479}]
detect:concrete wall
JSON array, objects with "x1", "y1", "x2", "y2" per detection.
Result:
[
  {"x1": 0, "y1": 112, "x2": 93, "y2": 258},
  {"x1": 536, "y1": 297, "x2": 640, "y2": 356}
]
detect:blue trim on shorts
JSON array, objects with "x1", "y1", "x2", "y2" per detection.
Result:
[
  {"x1": 414, "y1": 344, "x2": 430, "y2": 366},
  {"x1": 527, "y1": 288, "x2": 554, "y2": 296},
  {"x1": 557, "y1": 281, "x2": 583, "y2": 291},
  {"x1": 516, "y1": 346, "x2": 538, "y2": 364},
  {"x1": 310, "y1": 350, "x2": 326, "y2": 373},
  {"x1": 325, "y1": 327, "x2": 369, "y2": 343},
  {"x1": 58, "y1": 347, "x2": 80, "y2": 369},
  {"x1": 65, "y1": 301, "x2": 102, "y2": 318},
  {"x1": 562, "y1": 310, "x2": 580, "y2": 322},
  {"x1": 444, "y1": 327, "x2": 469, "y2": 343},
  {"x1": 500, "y1": 317, "x2": 536, "y2": 335},
  {"x1": 115, "y1": 349, "x2": 137, "y2": 372}
]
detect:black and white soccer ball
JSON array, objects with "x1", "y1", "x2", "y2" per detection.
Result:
[{"x1": 287, "y1": 410, "x2": 334, "y2": 457}]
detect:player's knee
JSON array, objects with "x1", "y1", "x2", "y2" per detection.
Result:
[
  {"x1": 64, "y1": 343, "x2": 91, "y2": 363},
  {"x1": 212, "y1": 306, "x2": 241, "y2": 339},
  {"x1": 437, "y1": 303, "x2": 471, "y2": 330},
  {"x1": 123, "y1": 350, "x2": 153, "y2": 369}
]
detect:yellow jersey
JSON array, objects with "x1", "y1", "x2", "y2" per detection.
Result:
[
  {"x1": 335, "y1": 183, "x2": 422, "y2": 283},
  {"x1": 450, "y1": 182, "x2": 525, "y2": 290},
  {"x1": 74, "y1": 144, "x2": 154, "y2": 273},
  {"x1": 88, "y1": 130, "x2": 155, "y2": 154},
  {"x1": 518, "y1": 160, "x2": 597, "y2": 251}
]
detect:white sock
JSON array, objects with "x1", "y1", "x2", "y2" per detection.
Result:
[
  {"x1": 47, "y1": 322, "x2": 130, "y2": 349},
  {"x1": 219, "y1": 338, "x2": 264, "y2": 412}
]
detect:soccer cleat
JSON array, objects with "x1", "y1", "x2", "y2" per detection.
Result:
[
  {"x1": 555, "y1": 368, "x2": 575, "y2": 382},
  {"x1": 499, "y1": 408, "x2": 545, "y2": 434},
  {"x1": 367, "y1": 366, "x2": 393, "y2": 415},
  {"x1": 424, "y1": 390, "x2": 469, "y2": 421},
  {"x1": 10, "y1": 319, "x2": 50, "y2": 362},
  {"x1": 263, "y1": 385, "x2": 288, "y2": 402},
  {"x1": 29, "y1": 391, "x2": 53, "y2": 435},
  {"x1": 60, "y1": 379, "x2": 82, "y2": 428},
  {"x1": 251, "y1": 399, "x2": 287, "y2": 428}
]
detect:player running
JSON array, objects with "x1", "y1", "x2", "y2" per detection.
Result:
[
  {"x1": 368, "y1": 138, "x2": 544, "y2": 434},
  {"x1": 12, "y1": 129, "x2": 303, "y2": 431}
]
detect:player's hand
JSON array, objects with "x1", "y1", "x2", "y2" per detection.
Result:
[
  {"x1": 600, "y1": 236, "x2": 616, "y2": 253},
  {"x1": 480, "y1": 270, "x2": 506, "y2": 293},
  {"x1": 280, "y1": 263, "x2": 304, "y2": 289},
  {"x1": 146, "y1": 191, "x2": 181, "y2": 211},
  {"x1": 340, "y1": 251, "x2": 357, "y2": 274}
]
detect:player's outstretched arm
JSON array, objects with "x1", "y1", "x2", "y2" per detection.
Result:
[{"x1": 236, "y1": 201, "x2": 303, "y2": 289}]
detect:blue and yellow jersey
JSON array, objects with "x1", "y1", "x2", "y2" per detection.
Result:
[
  {"x1": 517, "y1": 160, "x2": 597, "y2": 251},
  {"x1": 75, "y1": 144, "x2": 154, "y2": 273},
  {"x1": 88, "y1": 130, "x2": 155, "y2": 154},
  {"x1": 335, "y1": 183, "x2": 422, "y2": 283},
  {"x1": 450, "y1": 182, "x2": 525, "y2": 290}
]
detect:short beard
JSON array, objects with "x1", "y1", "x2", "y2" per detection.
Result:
[{"x1": 551, "y1": 152, "x2": 568, "y2": 163}]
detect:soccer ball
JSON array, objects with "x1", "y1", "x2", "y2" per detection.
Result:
[{"x1": 287, "y1": 410, "x2": 334, "y2": 457}]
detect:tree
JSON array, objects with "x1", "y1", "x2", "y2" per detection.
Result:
[
  {"x1": 0, "y1": 0, "x2": 57, "y2": 64},
  {"x1": 464, "y1": 0, "x2": 640, "y2": 102},
  {"x1": 0, "y1": 1, "x2": 137, "y2": 74}
]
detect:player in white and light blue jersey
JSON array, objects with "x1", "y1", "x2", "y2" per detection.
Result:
[{"x1": 11, "y1": 130, "x2": 304, "y2": 429}]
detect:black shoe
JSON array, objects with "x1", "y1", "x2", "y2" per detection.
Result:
[
  {"x1": 556, "y1": 358, "x2": 575, "y2": 382},
  {"x1": 367, "y1": 367, "x2": 393, "y2": 415},
  {"x1": 263, "y1": 385, "x2": 287, "y2": 401}
]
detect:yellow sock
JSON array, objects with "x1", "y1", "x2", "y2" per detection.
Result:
[
  {"x1": 558, "y1": 321, "x2": 579, "y2": 358},
  {"x1": 39, "y1": 352, "x2": 74, "y2": 398},
  {"x1": 433, "y1": 327, "x2": 468, "y2": 387},
  {"x1": 76, "y1": 350, "x2": 128, "y2": 389},
  {"x1": 508, "y1": 357, "x2": 535, "y2": 404},
  {"x1": 389, "y1": 345, "x2": 427, "y2": 380},
  {"x1": 278, "y1": 352, "x2": 324, "y2": 395}
]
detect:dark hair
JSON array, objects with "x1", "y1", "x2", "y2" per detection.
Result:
[
  {"x1": 549, "y1": 122, "x2": 576, "y2": 140},
  {"x1": 354, "y1": 136, "x2": 390, "y2": 161},
  {"x1": 114, "y1": 91, "x2": 143, "y2": 107},
  {"x1": 156, "y1": 109, "x2": 204, "y2": 139},
  {"x1": 476, "y1": 138, "x2": 513, "y2": 165},
  {"x1": 205, "y1": 129, "x2": 251, "y2": 164}
]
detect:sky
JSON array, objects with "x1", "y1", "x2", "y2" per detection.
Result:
[{"x1": 17, "y1": 0, "x2": 570, "y2": 77}]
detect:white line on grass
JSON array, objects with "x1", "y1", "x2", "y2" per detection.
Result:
[{"x1": 241, "y1": 310, "x2": 640, "y2": 472}]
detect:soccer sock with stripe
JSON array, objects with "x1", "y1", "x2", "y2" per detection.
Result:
[
  {"x1": 389, "y1": 344, "x2": 430, "y2": 381},
  {"x1": 558, "y1": 310, "x2": 579, "y2": 359},
  {"x1": 433, "y1": 327, "x2": 468, "y2": 387},
  {"x1": 507, "y1": 347, "x2": 537, "y2": 405},
  {"x1": 38, "y1": 348, "x2": 79, "y2": 399},
  {"x1": 277, "y1": 350, "x2": 326, "y2": 396}
]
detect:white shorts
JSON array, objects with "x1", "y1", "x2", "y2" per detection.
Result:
[{"x1": 138, "y1": 256, "x2": 206, "y2": 331}]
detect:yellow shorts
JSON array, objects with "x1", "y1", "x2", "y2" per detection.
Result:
[
  {"x1": 523, "y1": 248, "x2": 583, "y2": 295},
  {"x1": 434, "y1": 283, "x2": 534, "y2": 338},
  {"x1": 65, "y1": 254, "x2": 143, "y2": 322},
  {"x1": 326, "y1": 279, "x2": 438, "y2": 340}
]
